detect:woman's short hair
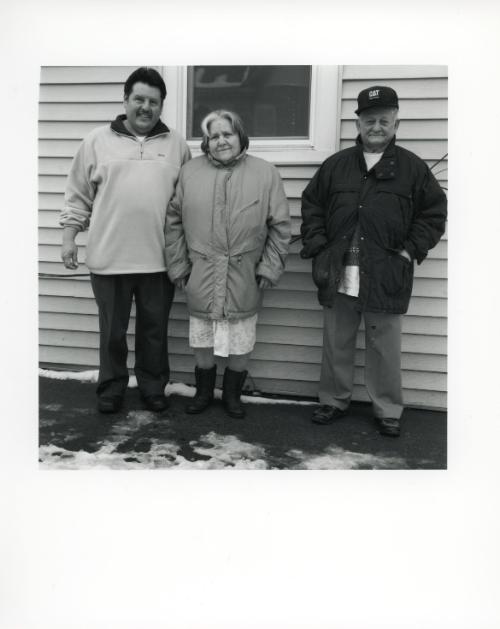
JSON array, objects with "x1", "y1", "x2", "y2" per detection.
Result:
[
  {"x1": 200, "y1": 110, "x2": 250, "y2": 154},
  {"x1": 124, "y1": 67, "x2": 167, "y2": 102}
]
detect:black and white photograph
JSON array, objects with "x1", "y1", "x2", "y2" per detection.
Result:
[
  {"x1": 1, "y1": 0, "x2": 500, "y2": 628},
  {"x1": 38, "y1": 64, "x2": 448, "y2": 470}
]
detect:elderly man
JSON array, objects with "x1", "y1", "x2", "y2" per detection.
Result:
[
  {"x1": 60, "y1": 67, "x2": 191, "y2": 414},
  {"x1": 300, "y1": 86, "x2": 447, "y2": 436}
]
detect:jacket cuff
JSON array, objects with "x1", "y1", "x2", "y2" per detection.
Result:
[
  {"x1": 402, "y1": 240, "x2": 426, "y2": 265},
  {"x1": 167, "y1": 261, "x2": 191, "y2": 283},
  {"x1": 255, "y1": 262, "x2": 280, "y2": 285}
]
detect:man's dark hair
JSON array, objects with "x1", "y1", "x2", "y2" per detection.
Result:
[{"x1": 124, "y1": 67, "x2": 167, "y2": 102}]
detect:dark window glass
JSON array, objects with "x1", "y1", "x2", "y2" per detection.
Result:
[{"x1": 187, "y1": 65, "x2": 311, "y2": 140}]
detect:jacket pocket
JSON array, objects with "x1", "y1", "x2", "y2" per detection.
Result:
[
  {"x1": 184, "y1": 252, "x2": 214, "y2": 315},
  {"x1": 236, "y1": 198, "x2": 260, "y2": 212},
  {"x1": 380, "y1": 252, "x2": 413, "y2": 297}
]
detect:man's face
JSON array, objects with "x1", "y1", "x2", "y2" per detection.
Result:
[
  {"x1": 356, "y1": 107, "x2": 400, "y2": 153},
  {"x1": 123, "y1": 82, "x2": 163, "y2": 135}
]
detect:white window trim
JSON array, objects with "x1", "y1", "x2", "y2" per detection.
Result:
[{"x1": 161, "y1": 65, "x2": 339, "y2": 165}]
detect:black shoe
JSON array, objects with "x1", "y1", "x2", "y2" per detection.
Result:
[
  {"x1": 222, "y1": 367, "x2": 248, "y2": 419},
  {"x1": 143, "y1": 395, "x2": 168, "y2": 412},
  {"x1": 377, "y1": 417, "x2": 401, "y2": 437},
  {"x1": 311, "y1": 404, "x2": 347, "y2": 425},
  {"x1": 97, "y1": 395, "x2": 123, "y2": 414},
  {"x1": 186, "y1": 365, "x2": 217, "y2": 414}
]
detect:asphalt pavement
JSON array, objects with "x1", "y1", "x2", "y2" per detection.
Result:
[{"x1": 39, "y1": 375, "x2": 447, "y2": 470}]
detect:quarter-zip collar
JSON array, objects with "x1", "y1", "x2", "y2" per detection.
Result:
[
  {"x1": 356, "y1": 134, "x2": 397, "y2": 180},
  {"x1": 110, "y1": 114, "x2": 170, "y2": 139}
]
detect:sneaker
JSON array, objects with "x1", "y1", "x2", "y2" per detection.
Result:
[
  {"x1": 311, "y1": 404, "x2": 347, "y2": 425},
  {"x1": 377, "y1": 417, "x2": 400, "y2": 437}
]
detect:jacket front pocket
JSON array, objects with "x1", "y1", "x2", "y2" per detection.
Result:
[{"x1": 380, "y1": 253, "x2": 413, "y2": 297}]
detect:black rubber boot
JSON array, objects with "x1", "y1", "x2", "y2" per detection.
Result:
[
  {"x1": 185, "y1": 365, "x2": 217, "y2": 414},
  {"x1": 222, "y1": 367, "x2": 248, "y2": 419}
]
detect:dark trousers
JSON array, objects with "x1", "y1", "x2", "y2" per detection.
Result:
[{"x1": 90, "y1": 272, "x2": 175, "y2": 399}]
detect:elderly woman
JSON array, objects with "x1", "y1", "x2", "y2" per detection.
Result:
[{"x1": 166, "y1": 110, "x2": 291, "y2": 418}]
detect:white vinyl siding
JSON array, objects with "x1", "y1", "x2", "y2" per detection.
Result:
[{"x1": 38, "y1": 65, "x2": 447, "y2": 410}]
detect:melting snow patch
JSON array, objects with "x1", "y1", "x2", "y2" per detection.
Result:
[
  {"x1": 190, "y1": 432, "x2": 268, "y2": 469},
  {"x1": 39, "y1": 430, "x2": 270, "y2": 470},
  {"x1": 40, "y1": 403, "x2": 63, "y2": 412},
  {"x1": 287, "y1": 446, "x2": 407, "y2": 470}
]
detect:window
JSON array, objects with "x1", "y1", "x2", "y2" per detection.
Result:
[
  {"x1": 186, "y1": 66, "x2": 311, "y2": 140},
  {"x1": 162, "y1": 65, "x2": 339, "y2": 163}
]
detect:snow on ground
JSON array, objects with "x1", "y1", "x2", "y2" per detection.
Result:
[
  {"x1": 287, "y1": 447, "x2": 406, "y2": 470},
  {"x1": 39, "y1": 368, "x2": 316, "y2": 406},
  {"x1": 39, "y1": 407, "x2": 406, "y2": 470}
]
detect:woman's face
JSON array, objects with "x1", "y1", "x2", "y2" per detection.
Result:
[{"x1": 207, "y1": 117, "x2": 242, "y2": 164}]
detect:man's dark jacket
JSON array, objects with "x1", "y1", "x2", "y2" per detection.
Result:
[{"x1": 300, "y1": 136, "x2": 447, "y2": 314}]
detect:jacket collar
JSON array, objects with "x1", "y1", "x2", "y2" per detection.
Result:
[
  {"x1": 356, "y1": 135, "x2": 397, "y2": 179},
  {"x1": 110, "y1": 114, "x2": 170, "y2": 138},
  {"x1": 206, "y1": 148, "x2": 248, "y2": 169}
]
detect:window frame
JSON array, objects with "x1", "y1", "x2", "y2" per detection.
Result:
[{"x1": 161, "y1": 65, "x2": 339, "y2": 164}]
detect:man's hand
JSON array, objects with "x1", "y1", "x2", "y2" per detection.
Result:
[
  {"x1": 257, "y1": 276, "x2": 273, "y2": 290},
  {"x1": 61, "y1": 241, "x2": 79, "y2": 269},
  {"x1": 398, "y1": 249, "x2": 411, "y2": 262}
]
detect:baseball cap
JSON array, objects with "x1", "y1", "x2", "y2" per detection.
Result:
[{"x1": 355, "y1": 86, "x2": 399, "y2": 115}]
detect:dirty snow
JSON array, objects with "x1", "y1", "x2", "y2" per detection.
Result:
[
  {"x1": 287, "y1": 447, "x2": 407, "y2": 470},
  {"x1": 39, "y1": 405, "x2": 406, "y2": 470}
]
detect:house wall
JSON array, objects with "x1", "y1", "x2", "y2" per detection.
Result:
[{"x1": 38, "y1": 64, "x2": 447, "y2": 409}]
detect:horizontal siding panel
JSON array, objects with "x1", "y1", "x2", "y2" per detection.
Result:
[
  {"x1": 39, "y1": 157, "x2": 72, "y2": 176},
  {"x1": 342, "y1": 78, "x2": 448, "y2": 99},
  {"x1": 341, "y1": 99, "x2": 447, "y2": 120},
  {"x1": 39, "y1": 193, "x2": 64, "y2": 211},
  {"x1": 342, "y1": 66, "x2": 447, "y2": 79},
  {"x1": 40, "y1": 83, "x2": 123, "y2": 102},
  {"x1": 39, "y1": 139, "x2": 83, "y2": 157},
  {"x1": 39, "y1": 102, "x2": 122, "y2": 121},
  {"x1": 39, "y1": 121, "x2": 105, "y2": 139},
  {"x1": 40, "y1": 66, "x2": 139, "y2": 83},
  {"x1": 277, "y1": 165, "x2": 318, "y2": 180},
  {"x1": 39, "y1": 175, "x2": 70, "y2": 193},
  {"x1": 39, "y1": 210, "x2": 63, "y2": 228}
]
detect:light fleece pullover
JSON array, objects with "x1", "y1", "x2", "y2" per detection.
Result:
[{"x1": 60, "y1": 115, "x2": 191, "y2": 274}]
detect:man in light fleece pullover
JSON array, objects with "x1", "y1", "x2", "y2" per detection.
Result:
[{"x1": 60, "y1": 67, "x2": 191, "y2": 414}]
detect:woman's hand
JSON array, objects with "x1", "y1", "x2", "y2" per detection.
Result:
[
  {"x1": 257, "y1": 276, "x2": 273, "y2": 290},
  {"x1": 175, "y1": 275, "x2": 189, "y2": 291}
]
